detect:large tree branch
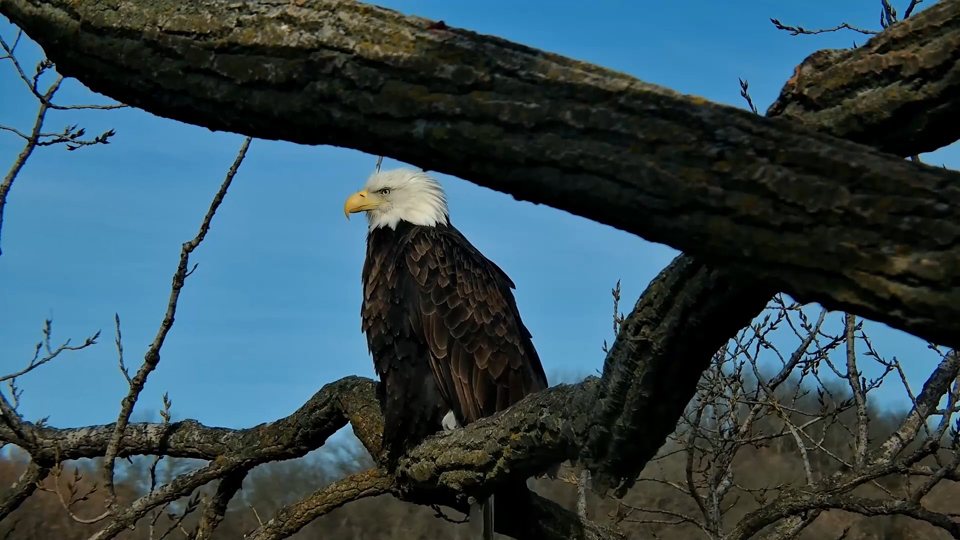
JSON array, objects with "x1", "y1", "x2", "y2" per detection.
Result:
[
  {"x1": 246, "y1": 469, "x2": 399, "y2": 540},
  {"x1": 2, "y1": 0, "x2": 960, "y2": 348},
  {"x1": 0, "y1": 375, "x2": 620, "y2": 539},
  {"x1": 245, "y1": 468, "x2": 622, "y2": 540},
  {"x1": 584, "y1": 255, "x2": 774, "y2": 495}
]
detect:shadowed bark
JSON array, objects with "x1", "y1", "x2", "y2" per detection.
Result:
[
  {"x1": 1, "y1": 0, "x2": 959, "y2": 349},
  {"x1": 584, "y1": 256, "x2": 774, "y2": 496}
]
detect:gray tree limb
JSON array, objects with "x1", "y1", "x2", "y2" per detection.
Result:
[
  {"x1": 0, "y1": 375, "x2": 621, "y2": 540},
  {"x1": 1, "y1": 0, "x2": 959, "y2": 348}
]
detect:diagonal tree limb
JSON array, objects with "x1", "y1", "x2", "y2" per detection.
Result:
[
  {"x1": 245, "y1": 469, "x2": 398, "y2": 540},
  {"x1": 0, "y1": 461, "x2": 48, "y2": 521},
  {"x1": 584, "y1": 256, "x2": 775, "y2": 496},
  {"x1": 876, "y1": 349, "x2": 960, "y2": 462},
  {"x1": 194, "y1": 467, "x2": 251, "y2": 540},
  {"x1": 1, "y1": 0, "x2": 959, "y2": 348},
  {"x1": 100, "y1": 136, "x2": 252, "y2": 514}
]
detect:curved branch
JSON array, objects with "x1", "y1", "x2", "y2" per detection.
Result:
[
  {"x1": 584, "y1": 255, "x2": 774, "y2": 495},
  {"x1": 731, "y1": 492, "x2": 960, "y2": 540},
  {"x1": 195, "y1": 467, "x2": 251, "y2": 540},
  {"x1": 2, "y1": 0, "x2": 960, "y2": 348}
]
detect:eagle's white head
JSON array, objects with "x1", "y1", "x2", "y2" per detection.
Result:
[{"x1": 343, "y1": 168, "x2": 449, "y2": 230}]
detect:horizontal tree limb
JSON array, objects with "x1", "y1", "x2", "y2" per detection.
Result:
[
  {"x1": 19, "y1": 376, "x2": 380, "y2": 465},
  {"x1": 1, "y1": 0, "x2": 959, "y2": 348},
  {"x1": 12, "y1": 377, "x2": 584, "y2": 503},
  {"x1": 1, "y1": 374, "x2": 618, "y2": 539}
]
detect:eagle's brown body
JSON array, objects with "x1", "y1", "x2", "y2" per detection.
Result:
[
  {"x1": 347, "y1": 168, "x2": 549, "y2": 538},
  {"x1": 360, "y1": 219, "x2": 548, "y2": 463}
]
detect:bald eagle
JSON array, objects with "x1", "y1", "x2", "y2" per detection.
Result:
[{"x1": 344, "y1": 168, "x2": 549, "y2": 539}]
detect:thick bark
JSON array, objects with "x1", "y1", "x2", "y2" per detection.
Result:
[
  {"x1": 767, "y1": 9, "x2": 960, "y2": 156},
  {"x1": 1, "y1": 0, "x2": 960, "y2": 348},
  {"x1": 583, "y1": 255, "x2": 774, "y2": 496}
]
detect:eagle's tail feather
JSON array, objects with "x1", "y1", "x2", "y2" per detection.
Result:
[{"x1": 481, "y1": 495, "x2": 494, "y2": 540}]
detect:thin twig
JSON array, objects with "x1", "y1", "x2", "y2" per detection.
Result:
[
  {"x1": 101, "y1": 136, "x2": 253, "y2": 513},
  {"x1": 770, "y1": 18, "x2": 878, "y2": 36}
]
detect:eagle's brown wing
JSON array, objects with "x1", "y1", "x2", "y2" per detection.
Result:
[
  {"x1": 403, "y1": 225, "x2": 548, "y2": 425},
  {"x1": 361, "y1": 224, "x2": 447, "y2": 464}
]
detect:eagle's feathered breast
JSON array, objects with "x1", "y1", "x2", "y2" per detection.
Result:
[{"x1": 361, "y1": 220, "x2": 548, "y2": 459}]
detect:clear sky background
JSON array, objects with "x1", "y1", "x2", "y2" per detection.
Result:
[{"x1": 1, "y1": 1, "x2": 956, "y2": 436}]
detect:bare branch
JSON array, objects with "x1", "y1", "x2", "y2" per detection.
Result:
[
  {"x1": 0, "y1": 70, "x2": 63, "y2": 257},
  {"x1": 0, "y1": 319, "x2": 100, "y2": 385},
  {"x1": 738, "y1": 78, "x2": 759, "y2": 114},
  {"x1": 193, "y1": 468, "x2": 250, "y2": 539},
  {"x1": 844, "y1": 314, "x2": 869, "y2": 470},
  {"x1": 0, "y1": 31, "x2": 122, "y2": 258},
  {"x1": 245, "y1": 469, "x2": 397, "y2": 540},
  {"x1": 100, "y1": 136, "x2": 253, "y2": 512},
  {"x1": 877, "y1": 351, "x2": 960, "y2": 462},
  {"x1": 905, "y1": 0, "x2": 925, "y2": 19},
  {"x1": 577, "y1": 468, "x2": 590, "y2": 520},
  {"x1": 770, "y1": 18, "x2": 878, "y2": 36},
  {"x1": 39, "y1": 462, "x2": 110, "y2": 525}
]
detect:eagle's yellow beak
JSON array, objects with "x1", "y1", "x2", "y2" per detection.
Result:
[{"x1": 343, "y1": 190, "x2": 382, "y2": 219}]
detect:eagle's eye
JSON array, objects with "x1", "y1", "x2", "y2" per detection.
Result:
[{"x1": 378, "y1": 188, "x2": 391, "y2": 195}]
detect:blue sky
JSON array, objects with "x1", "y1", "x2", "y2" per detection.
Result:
[{"x1": 0, "y1": 0, "x2": 955, "y2": 434}]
